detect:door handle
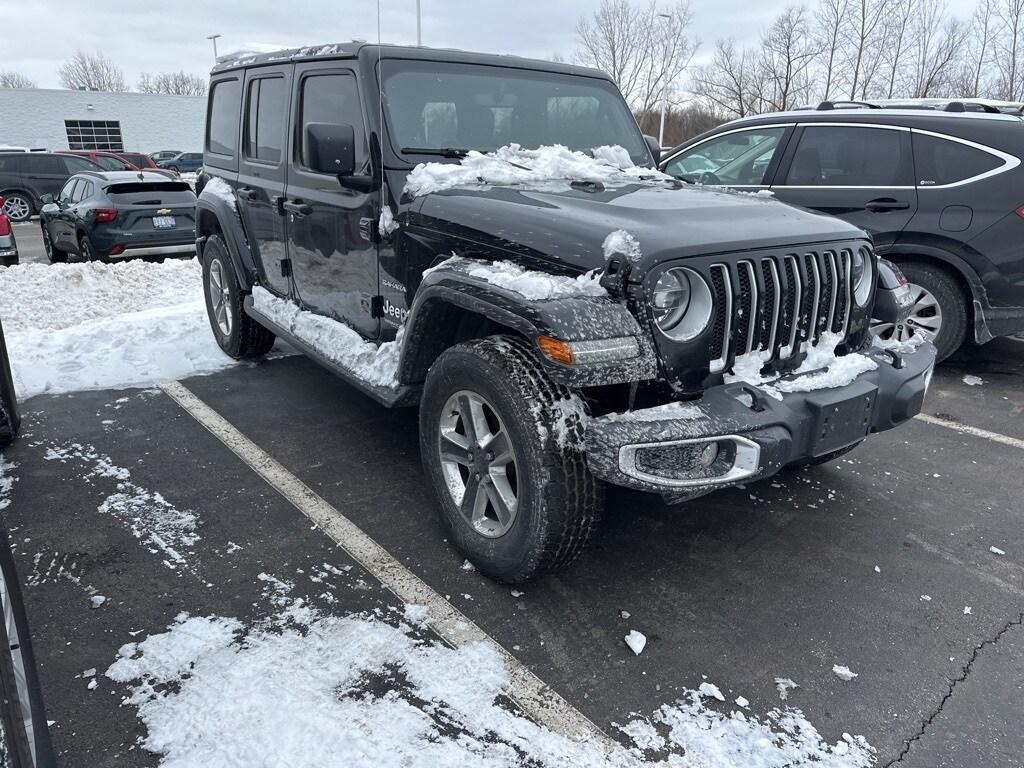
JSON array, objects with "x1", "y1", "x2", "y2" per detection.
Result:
[
  {"x1": 865, "y1": 198, "x2": 910, "y2": 212},
  {"x1": 236, "y1": 187, "x2": 255, "y2": 201},
  {"x1": 282, "y1": 200, "x2": 312, "y2": 217}
]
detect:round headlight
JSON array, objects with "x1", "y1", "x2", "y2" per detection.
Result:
[
  {"x1": 651, "y1": 268, "x2": 713, "y2": 341},
  {"x1": 851, "y1": 249, "x2": 874, "y2": 306}
]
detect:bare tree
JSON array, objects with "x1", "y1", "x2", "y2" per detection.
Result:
[
  {"x1": 575, "y1": 0, "x2": 698, "y2": 113},
  {"x1": 814, "y1": 0, "x2": 851, "y2": 101},
  {"x1": 908, "y1": 0, "x2": 969, "y2": 97},
  {"x1": 690, "y1": 38, "x2": 759, "y2": 118},
  {"x1": 0, "y1": 71, "x2": 36, "y2": 89},
  {"x1": 58, "y1": 50, "x2": 127, "y2": 92},
  {"x1": 956, "y1": 0, "x2": 998, "y2": 96},
  {"x1": 880, "y1": 0, "x2": 918, "y2": 98},
  {"x1": 994, "y1": 0, "x2": 1024, "y2": 99},
  {"x1": 138, "y1": 71, "x2": 207, "y2": 96},
  {"x1": 759, "y1": 6, "x2": 821, "y2": 111},
  {"x1": 843, "y1": 0, "x2": 889, "y2": 99}
]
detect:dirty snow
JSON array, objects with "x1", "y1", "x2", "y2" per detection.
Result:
[
  {"x1": 404, "y1": 143, "x2": 672, "y2": 197},
  {"x1": 625, "y1": 630, "x2": 647, "y2": 655},
  {"x1": 252, "y1": 287, "x2": 401, "y2": 388},
  {"x1": 962, "y1": 374, "x2": 984, "y2": 386},
  {"x1": 90, "y1": 595, "x2": 107, "y2": 609},
  {"x1": 602, "y1": 229, "x2": 642, "y2": 263},
  {"x1": 990, "y1": 545, "x2": 1006, "y2": 556},
  {"x1": 832, "y1": 665, "x2": 858, "y2": 682},
  {"x1": 425, "y1": 255, "x2": 606, "y2": 300},
  {"x1": 0, "y1": 259, "x2": 243, "y2": 400},
  {"x1": 774, "y1": 677, "x2": 799, "y2": 700}
]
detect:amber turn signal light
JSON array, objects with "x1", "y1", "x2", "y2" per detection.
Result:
[{"x1": 536, "y1": 335, "x2": 575, "y2": 365}]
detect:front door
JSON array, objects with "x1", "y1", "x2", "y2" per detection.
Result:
[
  {"x1": 48, "y1": 178, "x2": 79, "y2": 250},
  {"x1": 771, "y1": 124, "x2": 918, "y2": 250},
  {"x1": 238, "y1": 66, "x2": 292, "y2": 296},
  {"x1": 284, "y1": 63, "x2": 378, "y2": 339}
]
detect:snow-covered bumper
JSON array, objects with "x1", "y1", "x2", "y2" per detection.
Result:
[{"x1": 584, "y1": 343, "x2": 937, "y2": 493}]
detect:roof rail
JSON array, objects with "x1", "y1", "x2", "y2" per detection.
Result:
[
  {"x1": 816, "y1": 100, "x2": 880, "y2": 111},
  {"x1": 944, "y1": 100, "x2": 1001, "y2": 113}
]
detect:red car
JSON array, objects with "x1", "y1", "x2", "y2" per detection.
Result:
[
  {"x1": 57, "y1": 150, "x2": 138, "y2": 172},
  {"x1": 116, "y1": 152, "x2": 160, "y2": 170}
]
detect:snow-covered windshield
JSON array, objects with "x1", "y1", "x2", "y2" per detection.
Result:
[{"x1": 380, "y1": 60, "x2": 650, "y2": 166}]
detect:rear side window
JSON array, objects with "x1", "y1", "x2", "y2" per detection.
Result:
[
  {"x1": 71, "y1": 180, "x2": 91, "y2": 203},
  {"x1": 298, "y1": 73, "x2": 365, "y2": 169},
  {"x1": 63, "y1": 155, "x2": 98, "y2": 173},
  {"x1": 24, "y1": 155, "x2": 68, "y2": 174},
  {"x1": 781, "y1": 126, "x2": 913, "y2": 186},
  {"x1": 0, "y1": 154, "x2": 22, "y2": 173},
  {"x1": 105, "y1": 182, "x2": 196, "y2": 205},
  {"x1": 120, "y1": 153, "x2": 148, "y2": 167},
  {"x1": 94, "y1": 155, "x2": 126, "y2": 171},
  {"x1": 246, "y1": 77, "x2": 286, "y2": 164},
  {"x1": 912, "y1": 132, "x2": 1003, "y2": 186},
  {"x1": 207, "y1": 79, "x2": 242, "y2": 156}
]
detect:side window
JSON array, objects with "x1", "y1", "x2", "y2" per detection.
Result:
[
  {"x1": 25, "y1": 155, "x2": 67, "y2": 175},
  {"x1": 58, "y1": 179, "x2": 78, "y2": 202},
  {"x1": 665, "y1": 128, "x2": 787, "y2": 185},
  {"x1": 298, "y1": 73, "x2": 366, "y2": 170},
  {"x1": 245, "y1": 77, "x2": 286, "y2": 164},
  {"x1": 63, "y1": 155, "x2": 98, "y2": 173},
  {"x1": 0, "y1": 155, "x2": 21, "y2": 174},
  {"x1": 75, "y1": 181, "x2": 93, "y2": 202},
  {"x1": 95, "y1": 155, "x2": 125, "y2": 171},
  {"x1": 912, "y1": 132, "x2": 1003, "y2": 186},
  {"x1": 207, "y1": 78, "x2": 242, "y2": 156},
  {"x1": 781, "y1": 126, "x2": 912, "y2": 186}
]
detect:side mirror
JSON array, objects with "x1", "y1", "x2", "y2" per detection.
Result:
[
  {"x1": 304, "y1": 122, "x2": 356, "y2": 176},
  {"x1": 644, "y1": 135, "x2": 662, "y2": 165},
  {"x1": 40, "y1": 193, "x2": 53, "y2": 205}
]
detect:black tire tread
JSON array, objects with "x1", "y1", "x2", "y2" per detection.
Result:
[
  {"x1": 898, "y1": 260, "x2": 968, "y2": 363},
  {"x1": 203, "y1": 235, "x2": 275, "y2": 359}
]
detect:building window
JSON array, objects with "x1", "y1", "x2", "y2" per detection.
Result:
[{"x1": 65, "y1": 120, "x2": 124, "y2": 151}]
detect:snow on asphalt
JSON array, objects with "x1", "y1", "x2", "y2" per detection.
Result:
[{"x1": 0, "y1": 259, "x2": 240, "y2": 399}]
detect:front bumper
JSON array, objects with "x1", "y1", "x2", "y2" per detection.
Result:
[{"x1": 585, "y1": 342, "x2": 937, "y2": 493}]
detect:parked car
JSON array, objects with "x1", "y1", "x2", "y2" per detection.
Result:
[
  {"x1": 660, "y1": 100, "x2": 1024, "y2": 361},
  {"x1": 57, "y1": 150, "x2": 138, "y2": 172},
  {"x1": 157, "y1": 152, "x2": 203, "y2": 174},
  {"x1": 116, "y1": 151, "x2": 160, "y2": 169},
  {"x1": 0, "y1": 196, "x2": 17, "y2": 266},
  {"x1": 0, "y1": 196, "x2": 18, "y2": 266},
  {"x1": 149, "y1": 150, "x2": 182, "y2": 163},
  {"x1": 0, "y1": 151, "x2": 101, "y2": 222},
  {"x1": 39, "y1": 170, "x2": 196, "y2": 263},
  {"x1": 195, "y1": 43, "x2": 935, "y2": 583}
]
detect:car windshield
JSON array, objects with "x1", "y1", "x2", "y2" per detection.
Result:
[{"x1": 380, "y1": 60, "x2": 650, "y2": 166}]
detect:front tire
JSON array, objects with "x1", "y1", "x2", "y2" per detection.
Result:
[
  {"x1": 42, "y1": 226, "x2": 65, "y2": 263},
  {"x1": 202, "y1": 234, "x2": 275, "y2": 359},
  {"x1": 419, "y1": 335, "x2": 603, "y2": 583},
  {"x1": 78, "y1": 234, "x2": 99, "y2": 262}
]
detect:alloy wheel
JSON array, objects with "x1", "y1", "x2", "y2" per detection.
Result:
[
  {"x1": 2, "y1": 195, "x2": 30, "y2": 222},
  {"x1": 870, "y1": 282, "x2": 942, "y2": 344},
  {"x1": 207, "y1": 258, "x2": 234, "y2": 337},
  {"x1": 438, "y1": 390, "x2": 519, "y2": 538}
]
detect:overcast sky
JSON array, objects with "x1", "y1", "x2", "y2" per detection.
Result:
[{"x1": 0, "y1": 0, "x2": 980, "y2": 90}]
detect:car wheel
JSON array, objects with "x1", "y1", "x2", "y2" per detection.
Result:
[
  {"x1": 202, "y1": 234, "x2": 276, "y2": 359},
  {"x1": 42, "y1": 227, "x2": 65, "y2": 264},
  {"x1": 869, "y1": 262, "x2": 967, "y2": 363},
  {"x1": 1, "y1": 193, "x2": 32, "y2": 223},
  {"x1": 419, "y1": 335, "x2": 603, "y2": 583},
  {"x1": 77, "y1": 234, "x2": 99, "y2": 262}
]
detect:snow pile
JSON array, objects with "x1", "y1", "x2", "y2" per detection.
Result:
[
  {"x1": 426, "y1": 256, "x2": 607, "y2": 300},
  {"x1": 832, "y1": 665, "x2": 858, "y2": 682},
  {"x1": 774, "y1": 678, "x2": 799, "y2": 700},
  {"x1": 0, "y1": 259, "x2": 241, "y2": 400},
  {"x1": 405, "y1": 143, "x2": 671, "y2": 197},
  {"x1": 252, "y1": 287, "x2": 401, "y2": 388},
  {"x1": 727, "y1": 334, "x2": 878, "y2": 400},
  {"x1": 602, "y1": 229, "x2": 642, "y2": 263},
  {"x1": 871, "y1": 333, "x2": 926, "y2": 355}
]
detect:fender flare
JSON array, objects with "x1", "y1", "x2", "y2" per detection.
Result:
[
  {"x1": 195, "y1": 193, "x2": 257, "y2": 291},
  {"x1": 398, "y1": 263, "x2": 658, "y2": 388}
]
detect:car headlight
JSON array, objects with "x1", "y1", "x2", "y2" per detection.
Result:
[
  {"x1": 851, "y1": 249, "x2": 874, "y2": 306},
  {"x1": 651, "y1": 267, "x2": 713, "y2": 341}
]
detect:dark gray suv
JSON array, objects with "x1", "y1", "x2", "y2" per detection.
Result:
[
  {"x1": 0, "y1": 152, "x2": 100, "y2": 222},
  {"x1": 662, "y1": 101, "x2": 1024, "y2": 360}
]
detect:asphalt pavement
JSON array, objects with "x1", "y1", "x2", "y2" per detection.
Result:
[
  {"x1": 10, "y1": 221, "x2": 45, "y2": 265},
  {"x1": 2, "y1": 330, "x2": 1022, "y2": 766}
]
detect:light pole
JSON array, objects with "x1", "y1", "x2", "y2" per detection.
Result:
[
  {"x1": 656, "y1": 12, "x2": 671, "y2": 149},
  {"x1": 416, "y1": 0, "x2": 422, "y2": 46},
  {"x1": 207, "y1": 34, "x2": 222, "y2": 59}
]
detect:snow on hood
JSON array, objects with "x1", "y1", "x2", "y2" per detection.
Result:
[
  {"x1": 404, "y1": 143, "x2": 672, "y2": 197},
  {"x1": 424, "y1": 255, "x2": 607, "y2": 300}
]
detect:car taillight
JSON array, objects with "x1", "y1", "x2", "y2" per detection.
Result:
[
  {"x1": 0, "y1": 215, "x2": 9, "y2": 236},
  {"x1": 93, "y1": 208, "x2": 118, "y2": 223},
  {"x1": 1016, "y1": 204, "x2": 1024, "y2": 219}
]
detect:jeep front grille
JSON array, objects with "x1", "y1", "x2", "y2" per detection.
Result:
[{"x1": 707, "y1": 247, "x2": 860, "y2": 373}]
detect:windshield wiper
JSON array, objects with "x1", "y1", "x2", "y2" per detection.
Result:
[{"x1": 401, "y1": 147, "x2": 471, "y2": 158}]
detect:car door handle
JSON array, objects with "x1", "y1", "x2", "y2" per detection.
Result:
[
  {"x1": 865, "y1": 198, "x2": 910, "y2": 212},
  {"x1": 236, "y1": 187, "x2": 255, "y2": 201},
  {"x1": 282, "y1": 200, "x2": 312, "y2": 217}
]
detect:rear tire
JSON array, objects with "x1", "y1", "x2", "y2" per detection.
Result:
[
  {"x1": 873, "y1": 262, "x2": 967, "y2": 363},
  {"x1": 419, "y1": 335, "x2": 603, "y2": 583},
  {"x1": 202, "y1": 234, "x2": 275, "y2": 359},
  {"x1": 42, "y1": 227, "x2": 65, "y2": 263},
  {"x1": 1, "y1": 193, "x2": 32, "y2": 223},
  {"x1": 78, "y1": 234, "x2": 98, "y2": 262}
]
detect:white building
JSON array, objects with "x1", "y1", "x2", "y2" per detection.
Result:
[{"x1": 0, "y1": 88, "x2": 205, "y2": 153}]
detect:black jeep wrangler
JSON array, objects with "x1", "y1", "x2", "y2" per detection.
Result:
[{"x1": 196, "y1": 43, "x2": 936, "y2": 582}]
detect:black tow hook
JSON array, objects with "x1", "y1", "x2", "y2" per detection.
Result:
[
  {"x1": 880, "y1": 349, "x2": 905, "y2": 369},
  {"x1": 599, "y1": 256, "x2": 631, "y2": 298}
]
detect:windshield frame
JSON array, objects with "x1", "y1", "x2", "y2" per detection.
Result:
[{"x1": 376, "y1": 58, "x2": 653, "y2": 169}]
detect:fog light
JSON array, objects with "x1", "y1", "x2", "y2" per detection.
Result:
[{"x1": 698, "y1": 441, "x2": 719, "y2": 468}]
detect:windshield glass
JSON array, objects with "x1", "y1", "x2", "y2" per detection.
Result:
[{"x1": 381, "y1": 60, "x2": 650, "y2": 166}]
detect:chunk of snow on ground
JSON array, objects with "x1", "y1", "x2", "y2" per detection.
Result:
[
  {"x1": 404, "y1": 143, "x2": 671, "y2": 197},
  {"x1": 403, "y1": 604, "x2": 429, "y2": 625},
  {"x1": 698, "y1": 682, "x2": 726, "y2": 701},
  {"x1": 920, "y1": 594, "x2": 932, "y2": 602},
  {"x1": 625, "y1": 630, "x2": 647, "y2": 655},
  {"x1": 225, "y1": 541, "x2": 242, "y2": 554},
  {"x1": 426, "y1": 255, "x2": 606, "y2": 300},
  {"x1": 82, "y1": 668, "x2": 96, "y2": 678},
  {"x1": 735, "y1": 696, "x2": 749, "y2": 708},
  {"x1": 873, "y1": 566, "x2": 881, "y2": 573},
  {"x1": 617, "y1": 719, "x2": 665, "y2": 752},
  {"x1": 252, "y1": 287, "x2": 402, "y2": 388},
  {"x1": 990, "y1": 546, "x2": 1006, "y2": 556},
  {"x1": 598, "y1": 401, "x2": 704, "y2": 424},
  {"x1": 510, "y1": 589, "x2": 524, "y2": 598},
  {"x1": 774, "y1": 677, "x2": 799, "y2": 700},
  {"x1": 201, "y1": 176, "x2": 237, "y2": 211},
  {"x1": 87, "y1": 679, "x2": 97, "y2": 690},
  {"x1": 832, "y1": 665, "x2": 858, "y2": 681},
  {"x1": 602, "y1": 229, "x2": 642, "y2": 263},
  {"x1": 460, "y1": 559, "x2": 475, "y2": 571},
  {"x1": 962, "y1": 374, "x2": 984, "y2": 386},
  {"x1": 964, "y1": 606, "x2": 973, "y2": 615},
  {"x1": 620, "y1": 610, "x2": 631, "y2": 619},
  {"x1": 90, "y1": 595, "x2": 107, "y2": 609},
  {"x1": 379, "y1": 206, "x2": 398, "y2": 236}
]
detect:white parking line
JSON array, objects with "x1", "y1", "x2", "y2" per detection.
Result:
[
  {"x1": 159, "y1": 379, "x2": 614, "y2": 749},
  {"x1": 915, "y1": 413, "x2": 1024, "y2": 451}
]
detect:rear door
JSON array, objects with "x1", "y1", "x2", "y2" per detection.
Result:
[
  {"x1": 238, "y1": 66, "x2": 292, "y2": 296},
  {"x1": 285, "y1": 62, "x2": 378, "y2": 338},
  {"x1": 771, "y1": 124, "x2": 918, "y2": 249},
  {"x1": 21, "y1": 154, "x2": 72, "y2": 204}
]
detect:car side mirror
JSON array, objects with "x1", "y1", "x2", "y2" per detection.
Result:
[
  {"x1": 644, "y1": 135, "x2": 661, "y2": 165},
  {"x1": 304, "y1": 122, "x2": 356, "y2": 176},
  {"x1": 40, "y1": 193, "x2": 53, "y2": 205}
]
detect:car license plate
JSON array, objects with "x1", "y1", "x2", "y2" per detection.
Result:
[{"x1": 153, "y1": 216, "x2": 176, "y2": 229}]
